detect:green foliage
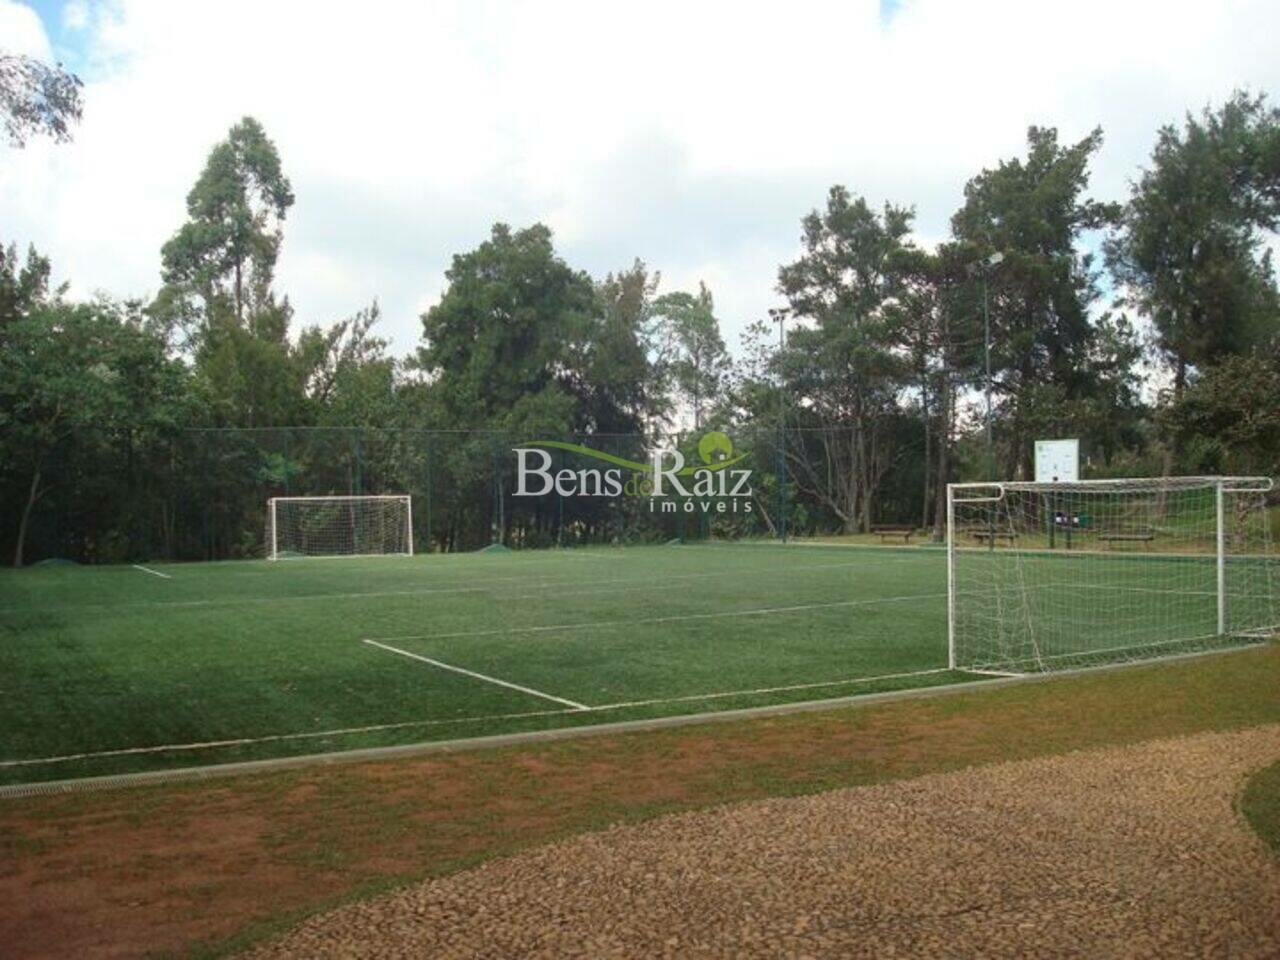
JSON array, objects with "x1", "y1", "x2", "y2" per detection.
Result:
[
  {"x1": 1108, "y1": 92, "x2": 1280, "y2": 385},
  {"x1": 0, "y1": 243, "x2": 56, "y2": 328},
  {"x1": 1240, "y1": 759, "x2": 1280, "y2": 855},
  {"x1": 157, "y1": 117, "x2": 295, "y2": 336},
  {"x1": 776, "y1": 188, "x2": 917, "y2": 531},
  {"x1": 194, "y1": 300, "x2": 307, "y2": 428},
  {"x1": 296, "y1": 304, "x2": 397, "y2": 427},
  {"x1": 0, "y1": 299, "x2": 190, "y2": 564},
  {"x1": 413, "y1": 225, "x2": 683, "y2": 547},
  {"x1": 951, "y1": 126, "x2": 1121, "y2": 477},
  {"x1": 4, "y1": 93, "x2": 1279, "y2": 565},
  {"x1": 257, "y1": 451, "x2": 302, "y2": 487},
  {"x1": 1161, "y1": 350, "x2": 1280, "y2": 476},
  {"x1": 591, "y1": 259, "x2": 661, "y2": 429},
  {"x1": 650, "y1": 283, "x2": 728, "y2": 428},
  {"x1": 0, "y1": 300, "x2": 188, "y2": 452},
  {"x1": 418, "y1": 223, "x2": 596, "y2": 433},
  {"x1": 0, "y1": 53, "x2": 83, "y2": 147}
]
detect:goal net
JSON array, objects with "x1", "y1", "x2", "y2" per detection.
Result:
[
  {"x1": 947, "y1": 476, "x2": 1277, "y2": 674},
  {"x1": 266, "y1": 495, "x2": 413, "y2": 560}
]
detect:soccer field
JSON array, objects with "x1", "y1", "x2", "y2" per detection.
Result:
[
  {"x1": 1, "y1": 543, "x2": 961, "y2": 784},
  {"x1": 0, "y1": 541, "x2": 1269, "y2": 786}
]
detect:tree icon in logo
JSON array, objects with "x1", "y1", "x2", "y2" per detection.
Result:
[{"x1": 698, "y1": 431, "x2": 734, "y2": 465}]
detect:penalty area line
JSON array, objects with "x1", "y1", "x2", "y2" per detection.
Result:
[
  {"x1": 362, "y1": 638, "x2": 590, "y2": 711},
  {"x1": 131, "y1": 564, "x2": 172, "y2": 579},
  {"x1": 368, "y1": 591, "x2": 950, "y2": 644},
  {"x1": 592, "y1": 666, "x2": 955, "y2": 711}
]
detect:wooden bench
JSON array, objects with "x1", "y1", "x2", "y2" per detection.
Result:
[
  {"x1": 1098, "y1": 529, "x2": 1155, "y2": 549},
  {"x1": 970, "y1": 530, "x2": 1017, "y2": 544},
  {"x1": 870, "y1": 525, "x2": 916, "y2": 543}
]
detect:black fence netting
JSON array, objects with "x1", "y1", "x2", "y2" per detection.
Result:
[{"x1": 2, "y1": 420, "x2": 934, "y2": 564}]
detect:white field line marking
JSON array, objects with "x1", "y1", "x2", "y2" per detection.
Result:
[
  {"x1": 592, "y1": 667, "x2": 953, "y2": 710},
  {"x1": 0, "y1": 665, "x2": 960, "y2": 769},
  {"x1": 369, "y1": 591, "x2": 950, "y2": 645},
  {"x1": 3, "y1": 557, "x2": 924, "y2": 615},
  {"x1": 721, "y1": 542, "x2": 942, "y2": 555},
  {"x1": 958, "y1": 630, "x2": 1271, "y2": 677},
  {"x1": 962, "y1": 668, "x2": 1026, "y2": 678},
  {"x1": 362, "y1": 639, "x2": 589, "y2": 710},
  {"x1": 0, "y1": 706, "x2": 578, "y2": 768},
  {"x1": 131, "y1": 564, "x2": 172, "y2": 579}
]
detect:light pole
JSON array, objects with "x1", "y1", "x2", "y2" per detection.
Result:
[
  {"x1": 968, "y1": 251, "x2": 1004, "y2": 479},
  {"x1": 770, "y1": 307, "x2": 789, "y2": 543}
]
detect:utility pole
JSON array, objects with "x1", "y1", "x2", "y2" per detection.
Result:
[{"x1": 770, "y1": 307, "x2": 789, "y2": 543}]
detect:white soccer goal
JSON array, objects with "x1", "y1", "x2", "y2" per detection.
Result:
[
  {"x1": 266, "y1": 495, "x2": 413, "y2": 560},
  {"x1": 947, "y1": 476, "x2": 1277, "y2": 674}
]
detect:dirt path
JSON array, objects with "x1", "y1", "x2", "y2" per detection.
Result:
[{"x1": 245, "y1": 725, "x2": 1280, "y2": 959}]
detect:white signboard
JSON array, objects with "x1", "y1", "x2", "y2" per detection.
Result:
[{"x1": 1035, "y1": 438, "x2": 1079, "y2": 483}]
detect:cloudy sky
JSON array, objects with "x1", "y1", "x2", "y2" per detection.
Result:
[{"x1": 3, "y1": 0, "x2": 1278, "y2": 356}]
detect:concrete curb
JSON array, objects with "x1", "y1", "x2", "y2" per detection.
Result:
[{"x1": 0, "y1": 642, "x2": 1267, "y2": 800}]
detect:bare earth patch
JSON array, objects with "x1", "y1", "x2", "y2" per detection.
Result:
[{"x1": 246, "y1": 725, "x2": 1280, "y2": 959}]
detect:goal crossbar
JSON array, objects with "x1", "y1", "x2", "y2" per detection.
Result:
[{"x1": 950, "y1": 476, "x2": 1274, "y2": 497}]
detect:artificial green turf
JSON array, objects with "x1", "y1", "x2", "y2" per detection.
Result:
[{"x1": 0, "y1": 541, "x2": 1272, "y2": 784}]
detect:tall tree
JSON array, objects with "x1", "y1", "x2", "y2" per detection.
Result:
[
  {"x1": 416, "y1": 225, "x2": 657, "y2": 546},
  {"x1": 193, "y1": 297, "x2": 306, "y2": 428},
  {"x1": 1160, "y1": 349, "x2": 1280, "y2": 476},
  {"x1": 776, "y1": 187, "x2": 914, "y2": 531},
  {"x1": 951, "y1": 126, "x2": 1120, "y2": 478},
  {"x1": 0, "y1": 53, "x2": 82, "y2": 146},
  {"x1": 154, "y1": 118, "x2": 303, "y2": 429},
  {"x1": 417, "y1": 223, "x2": 598, "y2": 435},
  {"x1": 592, "y1": 260, "x2": 661, "y2": 432},
  {"x1": 296, "y1": 303, "x2": 396, "y2": 425},
  {"x1": 156, "y1": 117, "x2": 295, "y2": 336},
  {"x1": 883, "y1": 244, "x2": 982, "y2": 534},
  {"x1": 0, "y1": 300, "x2": 188, "y2": 565},
  {"x1": 649, "y1": 282, "x2": 729, "y2": 429},
  {"x1": 1107, "y1": 92, "x2": 1280, "y2": 391},
  {"x1": 0, "y1": 242, "x2": 54, "y2": 329}
]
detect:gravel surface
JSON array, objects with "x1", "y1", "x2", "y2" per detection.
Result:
[{"x1": 245, "y1": 725, "x2": 1280, "y2": 959}]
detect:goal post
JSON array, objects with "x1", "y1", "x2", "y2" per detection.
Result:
[
  {"x1": 266, "y1": 495, "x2": 413, "y2": 560},
  {"x1": 947, "y1": 476, "x2": 1277, "y2": 674}
]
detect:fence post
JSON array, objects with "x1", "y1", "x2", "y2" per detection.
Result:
[{"x1": 1216, "y1": 479, "x2": 1226, "y2": 635}]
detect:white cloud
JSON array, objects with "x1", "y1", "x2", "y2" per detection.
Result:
[
  {"x1": 62, "y1": 1, "x2": 89, "y2": 32},
  {"x1": 1, "y1": 0, "x2": 1278, "y2": 357},
  {"x1": 0, "y1": 0, "x2": 51, "y2": 56}
]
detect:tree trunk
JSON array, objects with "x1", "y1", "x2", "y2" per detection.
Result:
[
  {"x1": 235, "y1": 258, "x2": 244, "y2": 328},
  {"x1": 13, "y1": 466, "x2": 42, "y2": 567},
  {"x1": 860, "y1": 433, "x2": 874, "y2": 533},
  {"x1": 752, "y1": 493, "x2": 777, "y2": 536}
]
